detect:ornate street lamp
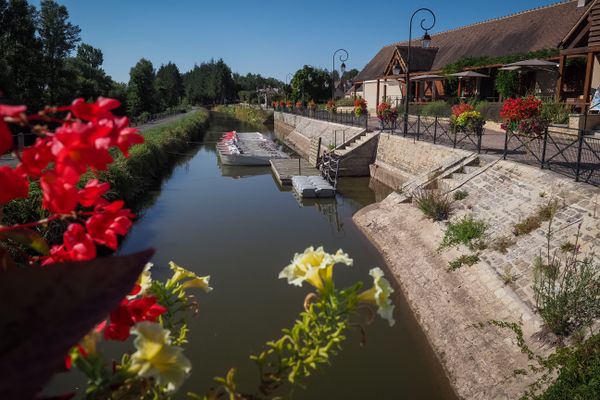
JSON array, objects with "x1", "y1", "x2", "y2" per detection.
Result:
[
  {"x1": 396, "y1": 8, "x2": 436, "y2": 135},
  {"x1": 332, "y1": 49, "x2": 349, "y2": 100}
]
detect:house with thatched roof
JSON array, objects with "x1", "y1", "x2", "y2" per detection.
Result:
[{"x1": 353, "y1": 0, "x2": 594, "y2": 112}]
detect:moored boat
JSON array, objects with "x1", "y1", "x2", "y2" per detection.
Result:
[{"x1": 217, "y1": 131, "x2": 289, "y2": 166}]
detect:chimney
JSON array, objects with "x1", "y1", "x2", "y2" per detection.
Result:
[{"x1": 578, "y1": 0, "x2": 590, "y2": 8}]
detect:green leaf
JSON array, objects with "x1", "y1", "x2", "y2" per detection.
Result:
[{"x1": 0, "y1": 229, "x2": 50, "y2": 255}]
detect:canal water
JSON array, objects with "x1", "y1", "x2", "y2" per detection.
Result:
[{"x1": 48, "y1": 113, "x2": 456, "y2": 399}]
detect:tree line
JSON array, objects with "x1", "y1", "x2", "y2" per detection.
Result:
[{"x1": 0, "y1": 0, "x2": 285, "y2": 118}]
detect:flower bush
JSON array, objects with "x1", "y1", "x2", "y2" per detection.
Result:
[
  {"x1": 286, "y1": 100, "x2": 292, "y2": 109},
  {"x1": 308, "y1": 100, "x2": 317, "y2": 111},
  {"x1": 450, "y1": 103, "x2": 485, "y2": 134},
  {"x1": 354, "y1": 97, "x2": 367, "y2": 117},
  {"x1": 451, "y1": 102, "x2": 474, "y2": 118},
  {"x1": 500, "y1": 95, "x2": 549, "y2": 137},
  {"x1": 279, "y1": 100, "x2": 285, "y2": 109},
  {"x1": 295, "y1": 100, "x2": 303, "y2": 110},
  {"x1": 376, "y1": 98, "x2": 398, "y2": 123},
  {"x1": 326, "y1": 99, "x2": 336, "y2": 113},
  {"x1": 272, "y1": 101, "x2": 278, "y2": 109}
]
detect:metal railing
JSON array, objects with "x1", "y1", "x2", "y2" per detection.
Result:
[
  {"x1": 503, "y1": 127, "x2": 600, "y2": 186},
  {"x1": 274, "y1": 106, "x2": 369, "y2": 129}
]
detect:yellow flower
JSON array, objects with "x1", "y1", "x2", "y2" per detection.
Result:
[
  {"x1": 168, "y1": 261, "x2": 196, "y2": 285},
  {"x1": 181, "y1": 275, "x2": 212, "y2": 292},
  {"x1": 130, "y1": 322, "x2": 191, "y2": 393},
  {"x1": 278, "y1": 246, "x2": 352, "y2": 290},
  {"x1": 357, "y1": 268, "x2": 396, "y2": 327},
  {"x1": 79, "y1": 329, "x2": 101, "y2": 356},
  {"x1": 138, "y1": 262, "x2": 153, "y2": 294}
]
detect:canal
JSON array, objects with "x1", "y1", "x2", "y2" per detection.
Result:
[{"x1": 49, "y1": 112, "x2": 456, "y2": 399}]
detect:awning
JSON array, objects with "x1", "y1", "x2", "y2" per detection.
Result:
[{"x1": 448, "y1": 71, "x2": 490, "y2": 78}]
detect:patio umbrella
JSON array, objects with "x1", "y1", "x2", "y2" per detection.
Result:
[
  {"x1": 447, "y1": 71, "x2": 489, "y2": 98},
  {"x1": 502, "y1": 59, "x2": 559, "y2": 68},
  {"x1": 411, "y1": 74, "x2": 446, "y2": 81},
  {"x1": 448, "y1": 71, "x2": 490, "y2": 78}
]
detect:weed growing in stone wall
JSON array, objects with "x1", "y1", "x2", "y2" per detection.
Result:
[
  {"x1": 533, "y1": 225, "x2": 600, "y2": 337},
  {"x1": 514, "y1": 199, "x2": 560, "y2": 236},
  {"x1": 440, "y1": 216, "x2": 488, "y2": 250},
  {"x1": 453, "y1": 190, "x2": 469, "y2": 201},
  {"x1": 447, "y1": 254, "x2": 480, "y2": 271},
  {"x1": 413, "y1": 190, "x2": 454, "y2": 221}
]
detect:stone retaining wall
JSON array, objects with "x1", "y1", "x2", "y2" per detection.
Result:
[
  {"x1": 371, "y1": 133, "x2": 471, "y2": 188},
  {"x1": 274, "y1": 112, "x2": 364, "y2": 154}
]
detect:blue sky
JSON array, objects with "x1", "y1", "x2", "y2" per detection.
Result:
[{"x1": 34, "y1": 0, "x2": 570, "y2": 83}]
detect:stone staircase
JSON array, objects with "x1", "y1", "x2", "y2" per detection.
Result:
[
  {"x1": 330, "y1": 131, "x2": 380, "y2": 177},
  {"x1": 391, "y1": 153, "x2": 483, "y2": 203},
  {"x1": 334, "y1": 131, "x2": 378, "y2": 156}
]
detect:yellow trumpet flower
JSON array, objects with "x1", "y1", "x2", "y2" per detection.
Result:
[
  {"x1": 357, "y1": 267, "x2": 396, "y2": 327},
  {"x1": 278, "y1": 246, "x2": 352, "y2": 291},
  {"x1": 130, "y1": 322, "x2": 192, "y2": 393},
  {"x1": 167, "y1": 261, "x2": 196, "y2": 285},
  {"x1": 181, "y1": 275, "x2": 213, "y2": 292}
]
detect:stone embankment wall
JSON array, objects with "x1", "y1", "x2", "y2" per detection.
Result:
[
  {"x1": 354, "y1": 140, "x2": 600, "y2": 398},
  {"x1": 274, "y1": 112, "x2": 364, "y2": 159},
  {"x1": 371, "y1": 133, "x2": 470, "y2": 189}
]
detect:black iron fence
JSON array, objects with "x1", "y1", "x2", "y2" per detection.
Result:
[
  {"x1": 503, "y1": 127, "x2": 600, "y2": 186},
  {"x1": 395, "y1": 115, "x2": 484, "y2": 153},
  {"x1": 275, "y1": 106, "x2": 368, "y2": 129}
]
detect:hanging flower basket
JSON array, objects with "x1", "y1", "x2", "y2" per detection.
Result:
[
  {"x1": 377, "y1": 101, "x2": 398, "y2": 131},
  {"x1": 354, "y1": 98, "x2": 367, "y2": 118},
  {"x1": 500, "y1": 96, "x2": 549, "y2": 137},
  {"x1": 326, "y1": 100, "x2": 337, "y2": 114}
]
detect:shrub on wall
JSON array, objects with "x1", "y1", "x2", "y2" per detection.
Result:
[{"x1": 421, "y1": 101, "x2": 452, "y2": 117}]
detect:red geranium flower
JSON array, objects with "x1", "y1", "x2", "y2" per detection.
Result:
[
  {"x1": 41, "y1": 172, "x2": 79, "y2": 214},
  {"x1": 63, "y1": 223, "x2": 96, "y2": 262},
  {"x1": 0, "y1": 166, "x2": 29, "y2": 204},
  {"x1": 103, "y1": 296, "x2": 166, "y2": 341},
  {"x1": 78, "y1": 179, "x2": 110, "y2": 208},
  {"x1": 86, "y1": 200, "x2": 134, "y2": 250},
  {"x1": 70, "y1": 97, "x2": 120, "y2": 122}
]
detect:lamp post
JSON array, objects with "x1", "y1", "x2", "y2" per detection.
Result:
[
  {"x1": 332, "y1": 49, "x2": 349, "y2": 100},
  {"x1": 393, "y1": 8, "x2": 436, "y2": 135}
]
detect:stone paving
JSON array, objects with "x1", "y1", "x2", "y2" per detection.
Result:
[{"x1": 454, "y1": 158, "x2": 600, "y2": 313}]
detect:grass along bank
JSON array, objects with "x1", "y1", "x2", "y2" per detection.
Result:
[
  {"x1": 104, "y1": 108, "x2": 210, "y2": 206},
  {"x1": 1, "y1": 109, "x2": 210, "y2": 239},
  {"x1": 212, "y1": 104, "x2": 273, "y2": 127}
]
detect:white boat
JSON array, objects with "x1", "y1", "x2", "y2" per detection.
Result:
[{"x1": 217, "y1": 131, "x2": 289, "y2": 166}]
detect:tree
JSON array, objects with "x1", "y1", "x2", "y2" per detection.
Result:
[
  {"x1": 183, "y1": 59, "x2": 236, "y2": 105},
  {"x1": 290, "y1": 66, "x2": 330, "y2": 103},
  {"x1": 65, "y1": 43, "x2": 113, "y2": 101},
  {"x1": 38, "y1": 0, "x2": 81, "y2": 103},
  {"x1": 0, "y1": 0, "x2": 44, "y2": 107},
  {"x1": 127, "y1": 58, "x2": 156, "y2": 116},
  {"x1": 156, "y1": 62, "x2": 184, "y2": 109}
]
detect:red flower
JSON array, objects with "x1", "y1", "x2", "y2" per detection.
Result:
[
  {"x1": 18, "y1": 138, "x2": 54, "y2": 178},
  {"x1": 86, "y1": 200, "x2": 134, "y2": 250},
  {"x1": 41, "y1": 245, "x2": 71, "y2": 266},
  {"x1": 63, "y1": 223, "x2": 96, "y2": 261},
  {"x1": 0, "y1": 166, "x2": 29, "y2": 204},
  {"x1": 78, "y1": 179, "x2": 110, "y2": 208},
  {"x1": 116, "y1": 127, "x2": 143, "y2": 157},
  {"x1": 41, "y1": 172, "x2": 79, "y2": 214},
  {"x1": 70, "y1": 97, "x2": 120, "y2": 122},
  {"x1": 451, "y1": 103, "x2": 474, "y2": 118},
  {"x1": 103, "y1": 296, "x2": 166, "y2": 341}
]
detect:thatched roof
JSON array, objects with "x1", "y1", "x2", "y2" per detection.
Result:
[{"x1": 355, "y1": 0, "x2": 589, "y2": 83}]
